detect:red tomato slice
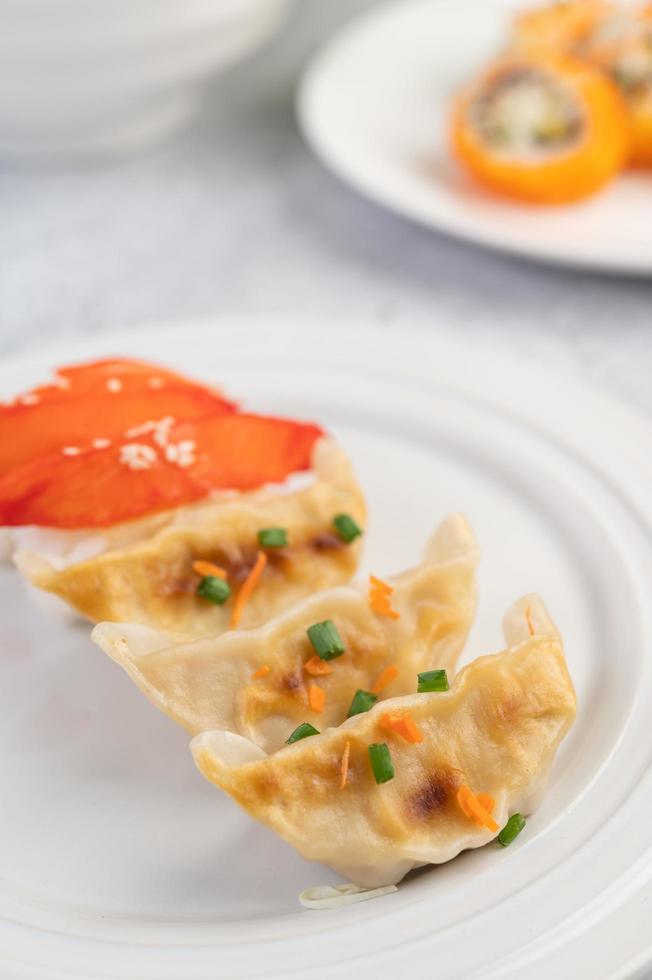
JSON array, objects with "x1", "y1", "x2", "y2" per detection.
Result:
[
  {"x1": 0, "y1": 413, "x2": 324, "y2": 529},
  {"x1": 0, "y1": 359, "x2": 237, "y2": 475},
  {"x1": 9, "y1": 358, "x2": 228, "y2": 403}
]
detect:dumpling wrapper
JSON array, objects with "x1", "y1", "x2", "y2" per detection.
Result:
[
  {"x1": 15, "y1": 440, "x2": 365, "y2": 636},
  {"x1": 92, "y1": 514, "x2": 479, "y2": 752},
  {"x1": 191, "y1": 595, "x2": 576, "y2": 888}
]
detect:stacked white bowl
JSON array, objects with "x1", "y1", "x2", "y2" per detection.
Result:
[{"x1": 0, "y1": 0, "x2": 290, "y2": 164}]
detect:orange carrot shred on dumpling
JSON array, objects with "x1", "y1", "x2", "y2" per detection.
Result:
[
  {"x1": 230, "y1": 551, "x2": 268, "y2": 629},
  {"x1": 340, "y1": 740, "x2": 351, "y2": 789},
  {"x1": 381, "y1": 712, "x2": 424, "y2": 744},
  {"x1": 251, "y1": 664, "x2": 271, "y2": 680},
  {"x1": 476, "y1": 792, "x2": 495, "y2": 814},
  {"x1": 369, "y1": 575, "x2": 400, "y2": 619},
  {"x1": 394, "y1": 713, "x2": 423, "y2": 744},
  {"x1": 370, "y1": 664, "x2": 399, "y2": 695},
  {"x1": 371, "y1": 597, "x2": 400, "y2": 620},
  {"x1": 309, "y1": 684, "x2": 326, "y2": 714},
  {"x1": 304, "y1": 655, "x2": 333, "y2": 677},
  {"x1": 369, "y1": 575, "x2": 393, "y2": 594},
  {"x1": 193, "y1": 560, "x2": 227, "y2": 579},
  {"x1": 457, "y1": 785, "x2": 499, "y2": 832},
  {"x1": 457, "y1": 786, "x2": 473, "y2": 819}
]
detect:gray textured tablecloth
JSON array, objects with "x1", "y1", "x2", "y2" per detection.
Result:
[{"x1": 1, "y1": 0, "x2": 651, "y2": 421}]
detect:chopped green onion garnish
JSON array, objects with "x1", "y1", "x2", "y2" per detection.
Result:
[
  {"x1": 197, "y1": 575, "x2": 231, "y2": 605},
  {"x1": 307, "y1": 620, "x2": 345, "y2": 660},
  {"x1": 258, "y1": 527, "x2": 287, "y2": 548},
  {"x1": 368, "y1": 743, "x2": 394, "y2": 784},
  {"x1": 347, "y1": 689, "x2": 378, "y2": 718},
  {"x1": 497, "y1": 813, "x2": 526, "y2": 847},
  {"x1": 417, "y1": 669, "x2": 449, "y2": 693},
  {"x1": 286, "y1": 722, "x2": 320, "y2": 744},
  {"x1": 332, "y1": 513, "x2": 363, "y2": 544}
]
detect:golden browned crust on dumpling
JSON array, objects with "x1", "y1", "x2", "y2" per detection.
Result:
[
  {"x1": 192, "y1": 595, "x2": 576, "y2": 887},
  {"x1": 92, "y1": 515, "x2": 479, "y2": 750},
  {"x1": 16, "y1": 440, "x2": 365, "y2": 636}
]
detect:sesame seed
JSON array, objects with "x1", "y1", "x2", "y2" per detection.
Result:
[
  {"x1": 124, "y1": 420, "x2": 155, "y2": 438},
  {"x1": 124, "y1": 416, "x2": 175, "y2": 447},
  {"x1": 62, "y1": 446, "x2": 81, "y2": 456},
  {"x1": 164, "y1": 440, "x2": 196, "y2": 468},
  {"x1": 18, "y1": 393, "x2": 40, "y2": 405},
  {"x1": 119, "y1": 443, "x2": 157, "y2": 471},
  {"x1": 152, "y1": 416, "x2": 175, "y2": 448},
  {"x1": 92, "y1": 438, "x2": 111, "y2": 449},
  {"x1": 106, "y1": 378, "x2": 123, "y2": 393}
]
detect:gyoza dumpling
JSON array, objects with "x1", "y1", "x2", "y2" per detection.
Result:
[
  {"x1": 16, "y1": 440, "x2": 365, "y2": 636},
  {"x1": 92, "y1": 515, "x2": 479, "y2": 750},
  {"x1": 191, "y1": 595, "x2": 576, "y2": 887}
]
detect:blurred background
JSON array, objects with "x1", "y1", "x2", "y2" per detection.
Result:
[{"x1": 2, "y1": 0, "x2": 651, "y2": 417}]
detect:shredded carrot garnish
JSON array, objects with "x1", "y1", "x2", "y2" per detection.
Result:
[
  {"x1": 457, "y1": 785, "x2": 499, "y2": 832},
  {"x1": 525, "y1": 605, "x2": 535, "y2": 636},
  {"x1": 251, "y1": 664, "x2": 270, "y2": 680},
  {"x1": 381, "y1": 712, "x2": 424, "y2": 744},
  {"x1": 401, "y1": 715, "x2": 424, "y2": 743},
  {"x1": 371, "y1": 598, "x2": 400, "y2": 619},
  {"x1": 369, "y1": 575, "x2": 400, "y2": 619},
  {"x1": 370, "y1": 575, "x2": 393, "y2": 594},
  {"x1": 476, "y1": 792, "x2": 495, "y2": 814},
  {"x1": 469, "y1": 798, "x2": 499, "y2": 832},
  {"x1": 380, "y1": 714, "x2": 397, "y2": 734},
  {"x1": 457, "y1": 786, "x2": 473, "y2": 818},
  {"x1": 230, "y1": 551, "x2": 267, "y2": 628},
  {"x1": 308, "y1": 684, "x2": 326, "y2": 714},
  {"x1": 370, "y1": 664, "x2": 399, "y2": 695},
  {"x1": 193, "y1": 559, "x2": 227, "y2": 579},
  {"x1": 304, "y1": 655, "x2": 333, "y2": 676},
  {"x1": 340, "y1": 740, "x2": 351, "y2": 789}
]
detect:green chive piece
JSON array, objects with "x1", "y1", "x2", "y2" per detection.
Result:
[
  {"x1": 332, "y1": 513, "x2": 363, "y2": 544},
  {"x1": 368, "y1": 743, "x2": 394, "y2": 784},
  {"x1": 307, "y1": 620, "x2": 345, "y2": 660},
  {"x1": 417, "y1": 669, "x2": 449, "y2": 693},
  {"x1": 258, "y1": 527, "x2": 288, "y2": 548},
  {"x1": 497, "y1": 813, "x2": 526, "y2": 847},
  {"x1": 286, "y1": 722, "x2": 320, "y2": 744},
  {"x1": 197, "y1": 575, "x2": 231, "y2": 605},
  {"x1": 347, "y1": 689, "x2": 378, "y2": 718}
]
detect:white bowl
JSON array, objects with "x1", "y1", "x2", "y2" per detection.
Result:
[{"x1": 0, "y1": 0, "x2": 290, "y2": 164}]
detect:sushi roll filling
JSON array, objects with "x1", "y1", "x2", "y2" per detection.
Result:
[
  {"x1": 473, "y1": 68, "x2": 584, "y2": 155},
  {"x1": 580, "y1": 11, "x2": 652, "y2": 98},
  {"x1": 611, "y1": 36, "x2": 652, "y2": 97}
]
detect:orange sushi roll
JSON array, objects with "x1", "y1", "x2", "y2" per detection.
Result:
[
  {"x1": 512, "y1": 0, "x2": 609, "y2": 53},
  {"x1": 450, "y1": 53, "x2": 629, "y2": 203},
  {"x1": 578, "y1": 5, "x2": 652, "y2": 165}
]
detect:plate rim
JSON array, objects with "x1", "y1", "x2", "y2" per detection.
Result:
[{"x1": 296, "y1": 0, "x2": 652, "y2": 278}]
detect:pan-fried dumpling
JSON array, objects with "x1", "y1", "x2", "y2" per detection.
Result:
[
  {"x1": 191, "y1": 595, "x2": 576, "y2": 887},
  {"x1": 92, "y1": 515, "x2": 479, "y2": 751},
  {"x1": 16, "y1": 440, "x2": 365, "y2": 636}
]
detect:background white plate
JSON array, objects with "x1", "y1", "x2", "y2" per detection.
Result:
[
  {"x1": 297, "y1": 0, "x2": 652, "y2": 276},
  {"x1": 2, "y1": 319, "x2": 652, "y2": 979}
]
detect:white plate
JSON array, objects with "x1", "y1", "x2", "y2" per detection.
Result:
[
  {"x1": 297, "y1": 0, "x2": 652, "y2": 276},
  {"x1": 2, "y1": 318, "x2": 652, "y2": 979}
]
